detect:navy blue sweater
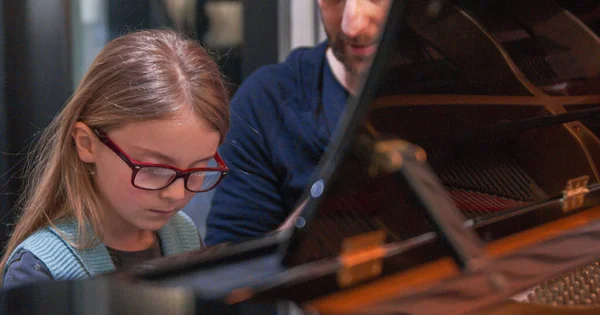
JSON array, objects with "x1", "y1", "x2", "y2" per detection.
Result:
[{"x1": 206, "y1": 42, "x2": 348, "y2": 245}]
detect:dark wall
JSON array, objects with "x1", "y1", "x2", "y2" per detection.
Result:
[
  {"x1": 108, "y1": 0, "x2": 173, "y2": 38},
  {"x1": 242, "y1": 0, "x2": 279, "y2": 79},
  {"x1": 0, "y1": 0, "x2": 8, "y2": 244},
  {"x1": 1, "y1": 0, "x2": 72, "y2": 248}
]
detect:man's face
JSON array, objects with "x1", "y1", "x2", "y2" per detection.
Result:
[{"x1": 318, "y1": 0, "x2": 392, "y2": 75}]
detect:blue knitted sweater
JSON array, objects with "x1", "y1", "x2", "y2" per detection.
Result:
[{"x1": 3, "y1": 212, "x2": 201, "y2": 280}]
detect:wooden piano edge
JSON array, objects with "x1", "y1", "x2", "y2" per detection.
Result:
[
  {"x1": 371, "y1": 94, "x2": 600, "y2": 107},
  {"x1": 307, "y1": 204, "x2": 600, "y2": 314}
]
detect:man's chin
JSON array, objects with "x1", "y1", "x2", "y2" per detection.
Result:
[
  {"x1": 344, "y1": 61, "x2": 373, "y2": 77},
  {"x1": 332, "y1": 48, "x2": 374, "y2": 76}
]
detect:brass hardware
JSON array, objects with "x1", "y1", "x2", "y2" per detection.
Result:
[
  {"x1": 561, "y1": 176, "x2": 590, "y2": 212},
  {"x1": 368, "y1": 139, "x2": 427, "y2": 177},
  {"x1": 225, "y1": 287, "x2": 255, "y2": 304},
  {"x1": 338, "y1": 230, "x2": 386, "y2": 288},
  {"x1": 364, "y1": 120, "x2": 381, "y2": 138}
]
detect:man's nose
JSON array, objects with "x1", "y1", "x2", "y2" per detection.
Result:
[
  {"x1": 342, "y1": 0, "x2": 368, "y2": 38},
  {"x1": 160, "y1": 177, "x2": 187, "y2": 201}
]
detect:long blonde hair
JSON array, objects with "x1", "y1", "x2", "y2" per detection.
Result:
[{"x1": 0, "y1": 29, "x2": 230, "y2": 280}]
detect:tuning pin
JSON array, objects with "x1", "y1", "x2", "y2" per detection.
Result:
[
  {"x1": 568, "y1": 287, "x2": 576, "y2": 299},
  {"x1": 535, "y1": 287, "x2": 543, "y2": 299},
  {"x1": 552, "y1": 286, "x2": 560, "y2": 296},
  {"x1": 557, "y1": 281, "x2": 565, "y2": 292}
]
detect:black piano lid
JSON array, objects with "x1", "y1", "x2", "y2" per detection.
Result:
[{"x1": 281, "y1": 0, "x2": 600, "y2": 268}]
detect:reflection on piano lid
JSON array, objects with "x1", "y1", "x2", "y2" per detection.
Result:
[{"x1": 2, "y1": 0, "x2": 600, "y2": 314}]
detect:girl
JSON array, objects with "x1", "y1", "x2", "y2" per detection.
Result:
[{"x1": 0, "y1": 29, "x2": 230, "y2": 290}]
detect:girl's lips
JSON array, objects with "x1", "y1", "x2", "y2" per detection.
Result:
[{"x1": 149, "y1": 209, "x2": 176, "y2": 216}]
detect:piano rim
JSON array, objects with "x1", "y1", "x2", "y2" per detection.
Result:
[{"x1": 304, "y1": 203, "x2": 600, "y2": 314}]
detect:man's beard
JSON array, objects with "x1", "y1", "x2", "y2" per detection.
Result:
[{"x1": 328, "y1": 32, "x2": 374, "y2": 76}]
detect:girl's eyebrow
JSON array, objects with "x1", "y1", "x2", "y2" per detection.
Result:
[
  {"x1": 130, "y1": 145, "x2": 176, "y2": 164},
  {"x1": 130, "y1": 145, "x2": 215, "y2": 168},
  {"x1": 189, "y1": 156, "x2": 215, "y2": 167}
]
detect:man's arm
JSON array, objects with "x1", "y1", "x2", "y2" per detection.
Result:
[{"x1": 206, "y1": 67, "x2": 290, "y2": 246}]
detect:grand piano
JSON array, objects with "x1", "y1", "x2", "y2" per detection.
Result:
[{"x1": 2, "y1": 0, "x2": 600, "y2": 314}]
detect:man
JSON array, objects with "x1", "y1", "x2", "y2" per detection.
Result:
[{"x1": 206, "y1": 0, "x2": 393, "y2": 245}]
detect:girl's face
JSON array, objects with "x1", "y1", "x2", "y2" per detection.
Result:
[{"x1": 74, "y1": 110, "x2": 221, "y2": 233}]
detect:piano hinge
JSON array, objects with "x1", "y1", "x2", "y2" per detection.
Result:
[
  {"x1": 561, "y1": 175, "x2": 589, "y2": 212},
  {"x1": 368, "y1": 139, "x2": 427, "y2": 177},
  {"x1": 338, "y1": 230, "x2": 386, "y2": 288}
]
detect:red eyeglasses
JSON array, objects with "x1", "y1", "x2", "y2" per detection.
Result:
[{"x1": 93, "y1": 128, "x2": 228, "y2": 192}]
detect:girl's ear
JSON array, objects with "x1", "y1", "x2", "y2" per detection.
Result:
[{"x1": 71, "y1": 122, "x2": 97, "y2": 163}]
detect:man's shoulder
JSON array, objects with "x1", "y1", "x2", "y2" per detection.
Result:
[
  {"x1": 239, "y1": 42, "x2": 328, "y2": 95},
  {"x1": 282, "y1": 41, "x2": 328, "y2": 72}
]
